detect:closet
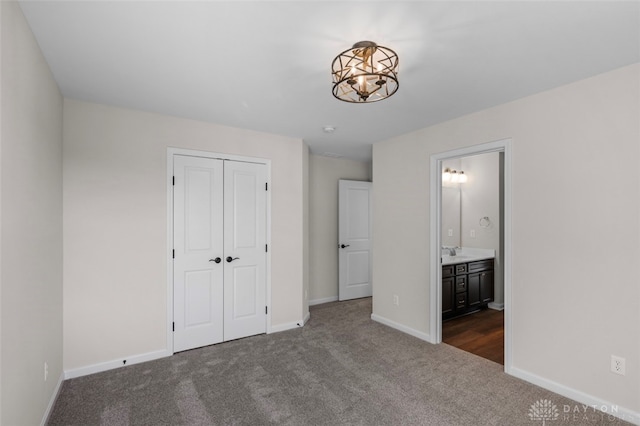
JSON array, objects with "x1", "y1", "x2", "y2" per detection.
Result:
[{"x1": 172, "y1": 154, "x2": 267, "y2": 352}]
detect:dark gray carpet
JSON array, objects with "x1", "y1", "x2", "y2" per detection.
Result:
[{"x1": 48, "y1": 298, "x2": 630, "y2": 425}]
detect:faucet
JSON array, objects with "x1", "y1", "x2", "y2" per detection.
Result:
[{"x1": 442, "y1": 246, "x2": 457, "y2": 256}]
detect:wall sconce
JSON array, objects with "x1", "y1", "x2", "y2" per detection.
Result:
[{"x1": 442, "y1": 168, "x2": 467, "y2": 183}]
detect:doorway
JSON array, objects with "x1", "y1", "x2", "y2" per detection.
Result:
[
  {"x1": 167, "y1": 148, "x2": 271, "y2": 354},
  {"x1": 429, "y1": 139, "x2": 512, "y2": 371}
]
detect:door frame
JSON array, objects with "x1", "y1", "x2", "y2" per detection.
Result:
[
  {"x1": 429, "y1": 138, "x2": 512, "y2": 372},
  {"x1": 166, "y1": 147, "x2": 272, "y2": 354}
]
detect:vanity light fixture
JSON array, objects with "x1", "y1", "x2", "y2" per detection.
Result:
[
  {"x1": 442, "y1": 168, "x2": 467, "y2": 184},
  {"x1": 331, "y1": 41, "x2": 399, "y2": 103},
  {"x1": 442, "y1": 168, "x2": 452, "y2": 182}
]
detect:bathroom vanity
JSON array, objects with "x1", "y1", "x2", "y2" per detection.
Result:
[{"x1": 442, "y1": 252, "x2": 494, "y2": 320}]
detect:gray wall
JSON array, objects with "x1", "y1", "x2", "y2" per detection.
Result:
[
  {"x1": 1, "y1": 2, "x2": 64, "y2": 424},
  {"x1": 63, "y1": 99, "x2": 308, "y2": 372},
  {"x1": 373, "y1": 64, "x2": 639, "y2": 413}
]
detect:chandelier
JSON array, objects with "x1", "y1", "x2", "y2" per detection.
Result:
[{"x1": 331, "y1": 41, "x2": 399, "y2": 103}]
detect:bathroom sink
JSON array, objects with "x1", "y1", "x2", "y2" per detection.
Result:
[
  {"x1": 441, "y1": 254, "x2": 493, "y2": 265},
  {"x1": 441, "y1": 247, "x2": 496, "y2": 265},
  {"x1": 441, "y1": 255, "x2": 471, "y2": 265}
]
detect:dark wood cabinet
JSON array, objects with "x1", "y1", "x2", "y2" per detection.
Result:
[
  {"x1": 467, "y1": 272, "x2": 481, "y2": 308},
  {"x1": 443, "y1": 258, "x2": 494, "y2": 320},
  {"x1": 479, "y1": 270, "x2": 494, "y2": 303},
  {"x1": 442, "y1": 265, "x2": 455, "y2": 315},
  {"x1": 442, "y1": 276, "x2": 454, "y2": 315}
]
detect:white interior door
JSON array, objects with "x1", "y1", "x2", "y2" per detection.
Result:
[
  {"x1": 173, "y1": 155, "x2": 267, "y2": 352},
  {"x1": 173, "y1": 155, "x2": 224, "y2": 352},
  {"x1": 338, "y1": 180, "x2": 373, "y2": 301},
  {"x1": 223, "y1": 161, "x2": 267, "y2": 341}
]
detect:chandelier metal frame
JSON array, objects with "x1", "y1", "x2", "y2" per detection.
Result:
[{"x1": 331, "y1": 41, "x2": 399, "y2": 103}]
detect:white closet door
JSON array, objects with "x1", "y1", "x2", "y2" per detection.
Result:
[
  {"x1": 223, "y1": 161, "x2": 267, "y2": 341},
  {"x1": 173, "y1": 155, "x2": 224, "y2": 352}
]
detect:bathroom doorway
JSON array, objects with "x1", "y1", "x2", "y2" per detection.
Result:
[
  {"x1": 441, "y1": 152, "x2": 503, "y2": 364},
  {"x1": 429, "y1": 139, "x2": 512, "y2": 371}
]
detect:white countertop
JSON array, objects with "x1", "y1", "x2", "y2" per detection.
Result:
[{"x1": 441, "y1": 247, "x2": 495, "y2": 265}]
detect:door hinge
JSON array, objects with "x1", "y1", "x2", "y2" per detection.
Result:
[
  {"x1": 172, "y1": 176, "x2": 175, "y2": 186},
  {"x1": 172, "y1": 322, "x2": 175, "y2": 332},
  {"x1": 265, "y1": 306, "x2": 268, "y2": 314},
  {"x1": 172, "y1": 249, "x2": 175, "y2": 259},
  {"x1": 265, "y1": 244, "x2": 268, "y2": 252},
  {"x1": 265, "y1": 182, "x2": 268, "y2": 191}
]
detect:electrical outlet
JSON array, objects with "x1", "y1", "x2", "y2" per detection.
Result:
[
  {"x1": 44, "y1": 362, "x2": 48, "y2": 381},
  {"x1": 611, "y1": 355, "x2": 626, "y2": 375},
  {"x1": 393, "y1": 295, "x2": 399, "y2": 306}
]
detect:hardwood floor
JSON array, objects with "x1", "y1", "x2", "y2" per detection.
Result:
[{"x1": 442, "y1": 308, "x2": 504, "y2": 365}]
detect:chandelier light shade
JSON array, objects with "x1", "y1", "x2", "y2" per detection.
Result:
[{"x1": 331, "y1": 41, "x2": 399, "y2": 103}]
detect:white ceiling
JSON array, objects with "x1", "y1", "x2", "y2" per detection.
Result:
[{"x1": 19, "y1": 1, "x2": 640, "y2": 161}]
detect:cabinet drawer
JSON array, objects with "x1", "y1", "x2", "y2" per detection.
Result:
[
  {"x1": 442, "y1": 265, "x2": 455, "y2": 278},
  {"x1": 454, "y1": 263, "x2": 467, "y2": 275},
  {"x1": 456, "y1": 293, "x2": 466, "y2": 309},
  {"x1": 455, "y1": 276, "x2": 466, "y2": 293},
  {"x1": 468, "y1": 259, "x2": 494, "y2": 273}
]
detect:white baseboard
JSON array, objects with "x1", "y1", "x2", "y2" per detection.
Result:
[
  {"x1": 64, "y1": 349, "x2": 171, "y2": 380},
  {"x1": 509, "y1": 367, "x2": 640, "y2": 425},
  {"x1": 303, "y1": 311, "x2": 310, "y2": 325},
  {"x1": 488, "y1": 302, "x2": 504, "y2": 311},
  {"x1": 40, "y1": 372, "x2": 64, "y2": 426},
  {"x1": 371, "y1": 313, "x2": 432, "y2": 343},
  {"x1": 309, "y1": 296, "x2": 338, "y2": 306},
  {"x1": 269, "y1": 321, "x2": 304, "y2": 333}
]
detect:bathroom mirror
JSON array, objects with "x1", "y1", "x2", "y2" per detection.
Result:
[{"x1": 441, "y1": 159, "x2": 461, "y2": 247}]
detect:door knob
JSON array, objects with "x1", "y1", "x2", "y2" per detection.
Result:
[
  {"x1": 226, "y1": 256, "x2": 240, "y2": 263},
  {"x1": 340, "y1": 244, "x2": 350, "y2": 249},
  {"x1": 209, "y1": 257, "x2": 221, "y2": 264}
]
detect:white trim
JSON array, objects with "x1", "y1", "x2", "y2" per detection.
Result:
[
  {"x1": 488, "y1": 302, "x2": 504, "y2": 311},
  {"x1": 167, "y1": 147, "x2": 269, "y2": 165},
  {"x1": 309, "y1": 296, "x2": 338, "y2": 306},
  {"x1": 64, "y1": 349, "x2": 171, "y2": 380},
  {"x1": 371, "y1": 314, "x2": 431, "y2": 342},
  {"x1": 303, "y1": 311, "x2": 310, "y2": 325},
  {"x1": 40, "y1": 372, "x2": 64, "y2": 426},
  {"x1": 166, "y1": 147, "x2": 272, "y2": 351},
  {"x1": 269, "y1": 321, "x2": 304, "y2": 333},
  {"x1": 429, "y1": 139, "x2": 513, "y2": 368},
  {"x1": 429, "y1": 154, "x2": 441, "y2": 345},
  {"x1": 166, "y1": 150, "x2": 175, "y2": 354},
  {"x1": 510, "y1": 367, "x2": 640, "y2": 425}
]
